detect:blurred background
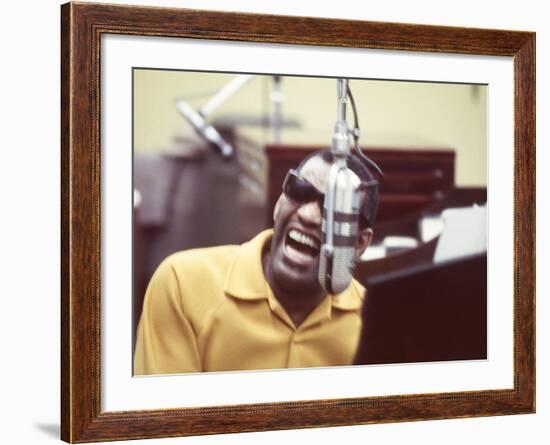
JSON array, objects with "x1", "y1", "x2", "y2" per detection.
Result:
[
  {"x1": 133, "y1": 70, "x2": 488, "y2": 363},
  {"x1": 134, "y1": 70, "x2": 487, "y2": 184}
]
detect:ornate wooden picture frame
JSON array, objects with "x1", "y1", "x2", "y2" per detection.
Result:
[{"x1": 61, "y1": 2, "x2": 535, "y2": 442}]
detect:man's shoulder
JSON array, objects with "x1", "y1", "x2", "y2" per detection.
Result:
[
  {"x1": 149, "y1": 244, "x2": 243, "y2": 324},
  {"x1": 163, "y1": 244, "x2": 241, "y2": 275},
  {"x1": 159, "y1": 230, "x2": 272, "y2": 281},
  {"x1": 154, "y1": 244, "x2": 240, "y2": 295},
  {"x1": 148, "y1": 231, "x2": 271, "y2": 320}
]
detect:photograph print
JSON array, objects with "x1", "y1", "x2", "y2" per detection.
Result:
[{"x1": 132, "y1": 69, "x2": 488, "y2": 376}]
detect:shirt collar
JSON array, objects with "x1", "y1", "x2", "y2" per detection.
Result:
[
  {"x1": 223, "y1": 229, "x2": 272, "y2": 300},
  {"x1": 223, "y1": 229, "x2": 365, "y2": 312}
]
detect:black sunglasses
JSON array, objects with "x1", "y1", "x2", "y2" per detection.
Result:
[
  {"x1": 282, "y1": 169, "x2": 324, "y2": 206},
  {"x1": 282, "y1": 169, "x2": 379, "y2": 206}
]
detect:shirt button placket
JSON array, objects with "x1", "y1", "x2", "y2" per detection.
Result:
[{"x1": 287, "y1": 330, "x2": 301, "y2": 368}]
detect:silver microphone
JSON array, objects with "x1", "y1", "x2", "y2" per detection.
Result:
[
  {"x1": 175, "y1": 98, "x2": 234, "y2": 158},
  {"x1": 318, "y1": 79, "x2": 361, "y2": 294}
]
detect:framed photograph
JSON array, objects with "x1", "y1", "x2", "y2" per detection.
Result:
[{"x1": 61, "y1": 2, "x2": 535, "y2": 442}]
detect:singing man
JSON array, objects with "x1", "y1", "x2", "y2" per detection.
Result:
[{"x1": 134, "y1": 150, "x2": 379, "y2": 374}]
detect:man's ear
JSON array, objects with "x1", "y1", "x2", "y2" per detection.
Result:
[
  {"x1": 273, "y1": 196, "x2": 283, "y2": 223},
  {"x1": 355, "y1": 228, "x2": 373, "y2": 259}
]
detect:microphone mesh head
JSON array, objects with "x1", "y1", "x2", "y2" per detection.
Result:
[
  {"x1": 318, "y1": 244, "x2": 355, "y2": 294},
  {"x1": 330, "y1": 246, "x2": 355, "y2": 293}
]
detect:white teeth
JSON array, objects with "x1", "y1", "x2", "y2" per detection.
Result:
[{"x1": 288, "y1": 229, "x2": 319, "y2": 249}]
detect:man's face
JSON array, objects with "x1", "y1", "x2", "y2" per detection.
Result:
[{"x1": 268, "y1": 155, "x2": 371, "y2": 295}]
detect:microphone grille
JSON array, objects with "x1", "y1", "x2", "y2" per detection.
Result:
[{"x1": 328, "y1": 246, "x2": 355, "y2": 294}]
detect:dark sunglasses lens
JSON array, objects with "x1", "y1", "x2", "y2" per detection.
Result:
[{"x1": 284, "y1": 171, "x2": 321, "y2": 204}]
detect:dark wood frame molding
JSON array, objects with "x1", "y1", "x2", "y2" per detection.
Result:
[{"x1": 61, "y1": 2, "x2": 536, "y2": 442}]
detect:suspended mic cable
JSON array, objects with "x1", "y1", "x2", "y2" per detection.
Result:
[{"x1": 346, "y1": 85, "x2": 384, "y2": 181}]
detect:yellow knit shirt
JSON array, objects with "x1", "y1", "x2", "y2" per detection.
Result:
[{"x1": 134, "y1": 229, "x2": 365, "y2": 375}]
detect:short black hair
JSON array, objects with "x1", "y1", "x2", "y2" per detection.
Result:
[{"x1": 296, "y1": 150, "x2": 380, "y2": 229}]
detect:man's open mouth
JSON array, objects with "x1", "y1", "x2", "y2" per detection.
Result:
[{"x1": 284, "y1": 228, "x2": 321, "y2": 263}]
